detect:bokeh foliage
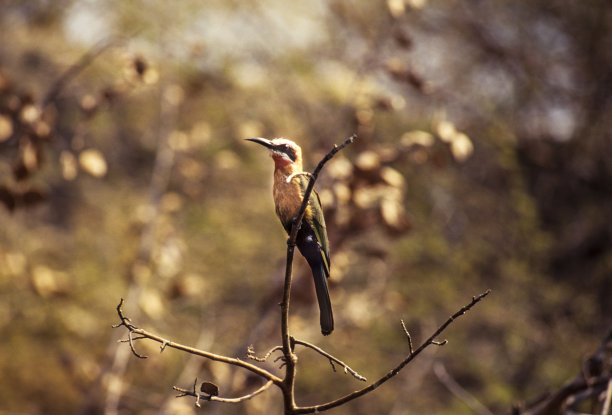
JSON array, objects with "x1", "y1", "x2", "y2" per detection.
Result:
[{"x1": 0, "y1": 0, "x2": 610, "y2": 414}]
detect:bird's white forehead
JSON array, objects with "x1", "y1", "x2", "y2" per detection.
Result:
[{"x1": 271, "y1": 138, "x2": 300, "y2": 149}]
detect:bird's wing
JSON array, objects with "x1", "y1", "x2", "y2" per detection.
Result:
[{"x1": 297, "y1": 175, "x2": 331, "y2": 273}]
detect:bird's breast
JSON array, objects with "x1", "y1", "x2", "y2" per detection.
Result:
[{"x1": 273, "y1": 171, "x2": 305, "y2": 226}]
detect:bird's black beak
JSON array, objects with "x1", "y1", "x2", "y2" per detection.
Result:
[{"x1": 245, "y1": 137, "x2": 274, "y2": 150}]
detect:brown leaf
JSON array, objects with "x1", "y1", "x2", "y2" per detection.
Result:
[
  {"x1": 392, "y1": 28, "x2": 413, "y2": 49},
  {"x1": 133, "y1": 56, "x2": 148, "y2": 76},
  {"x1": 385, "y1": 60, "x2": 426, "y2": 92},
  {"x1": 0, "y1": 115, "x2": 13, "y2": 142},
  {"x1": 200, "y1": 381, "x2": 219, "y2": 396},
  {"x1": 13, "y1": 159, "x2": 30, "y2": 181},
  {"x1": 21, "y1": 188, "x2": 46, "y2": 206},
  {"x1": 79, "y1": 148, "x2": 108, "y2": 178},
  {"x1": 0, "y1": 185, "x2": 16, "y2": 212}
]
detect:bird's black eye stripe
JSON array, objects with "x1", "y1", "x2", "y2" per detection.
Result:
[{"x1": 283, "y1": 145, "x2": 297, "y2": 161}]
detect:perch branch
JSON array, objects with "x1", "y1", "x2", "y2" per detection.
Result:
[
  {"x1": 114, "y1": 299, "x2": 282, "y2": 384},
  {"x1": 279, "y1": 134, "x2": 357, "y2": 412}
]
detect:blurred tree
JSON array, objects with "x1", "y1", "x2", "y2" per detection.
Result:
[{"x1": 0, "y1": 0, "x2": 610, "y2": 414}]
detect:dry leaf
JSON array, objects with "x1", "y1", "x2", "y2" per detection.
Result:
[
  {"x1": 387, "y1": 0, "x2": 405, "y2": 18},
  {"x1": 355, "y1": 151, "x2": 380, "y2": 171},
  {"x1": 451, "y1": 133, "x2": 474, "y2": 162},
  {"x1": 0, "y1": 115, "x2": 13, "y2": 142},
  {"x1": 139, "y1": 288, "x2": 165, "y2": 318},
  {"x1": 380, "y1": 167, "x2": 405, "y2": 188},
  {"x1": 31, "y1": 265, "x2": 68, "y2": 298},
  {"x1": 60, "y1": 151, "x2": 78, "y2": 181},
  {"x1": 79, "y1": 149, "x2": 107, "y2": 178},
  {"x1": 20, "y1": 104, "x2": 40, "y2": 124},
  {"x1": 436, "y1": 120, "x2": 458, "y2": 143},
  {"x1": 401, "y1": 130, "x2": 434, "y2": 147},
  {"x1": 200, "y1": 382, "x2": 220, "y2": 396}
]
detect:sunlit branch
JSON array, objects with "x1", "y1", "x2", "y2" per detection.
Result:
[{"x1": 114, "y1": 299, "x2": 282, "y2": 384}]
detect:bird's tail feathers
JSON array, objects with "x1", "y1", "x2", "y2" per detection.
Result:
[{"x1": 313, "y1": 263, "x2": 334, "y2": 335}]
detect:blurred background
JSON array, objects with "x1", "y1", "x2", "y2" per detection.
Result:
[{"x1": 0, "y1": 0, "x2": 610, "y2": 414}]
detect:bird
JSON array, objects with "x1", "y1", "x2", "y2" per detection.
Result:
[{"x1": 245, "y1": 137, "x2": 334, "y2": 335}]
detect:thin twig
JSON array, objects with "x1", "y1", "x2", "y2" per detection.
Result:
[
  {"x1": 291, "y1": 290, "x2": 492, "y2": 414},
  {"x1": 293, "y1": 338, "x2": 367, "y2": 382},
  {"x1": 247, "y1": 344, "x2": 284, "y2": 362},
  {"x1": 114, "y1": 299, "x2": 283, "y2": 384},
  {"x1": 173, "y1": 379, "x2": 274, "y2": 405},
  {"x1": 400, "y1": 320, "x2": 414, "y2": 354}
]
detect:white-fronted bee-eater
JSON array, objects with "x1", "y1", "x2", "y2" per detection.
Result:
[{"x1": 246, "y1": 137, "x2": 334, "y2": 335}]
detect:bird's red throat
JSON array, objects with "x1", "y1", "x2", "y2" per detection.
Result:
[{"x1": 271, "y1": 154, "x2": 293, "y2": 170}]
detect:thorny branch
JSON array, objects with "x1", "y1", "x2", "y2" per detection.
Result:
[{"x1": 113, "y1": 134, "x2": 492, "y2": 414}]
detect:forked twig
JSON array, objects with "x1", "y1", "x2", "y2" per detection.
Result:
[
  {"x1": 247, "y1": 344, "x2": 284, "y2": 362},
  {"x1": 290, "y1": 290, "x2": 492, "y2": 414},
  {"x1": 401, "y1": 319, "x2": 414, "y2": 354},
  {"x1": 173, "y1": 378, "x2": 274, "y2": 406},
  {"x1": 113, "y1": 299, "x2": 282, "y2": 384}
]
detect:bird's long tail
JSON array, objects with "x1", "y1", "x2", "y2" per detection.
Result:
[{"x1": 312, "y1": 262, "x2": 334, "y2": 335}]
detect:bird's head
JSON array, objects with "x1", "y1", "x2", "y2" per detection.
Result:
[{"x1": 245, "y1": 137, "x2": 303, "y2": 170}]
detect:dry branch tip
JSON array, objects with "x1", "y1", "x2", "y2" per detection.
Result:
[{"x1": 400, "y1": 319, "x2": 414, "y2": 354}]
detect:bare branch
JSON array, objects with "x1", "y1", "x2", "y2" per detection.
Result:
[
  {"x1": 292, "y1": 290, "x2": 492, "y2": 413},
  {"x1": 247, "y1": 344, "x2": 284, "y2": 363},
  {"x1": 292, "y1": 338, "x2": 367, "y2": 382},
  {"x1": 400, "y1": 320, "x2": 414, "y2": 354},
  {"x1": 114, "y1": 300, "x2": 283, "y2": 385},
  {"x1": 173, "y1": 379, "x2": 274, "y2": 405}
]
